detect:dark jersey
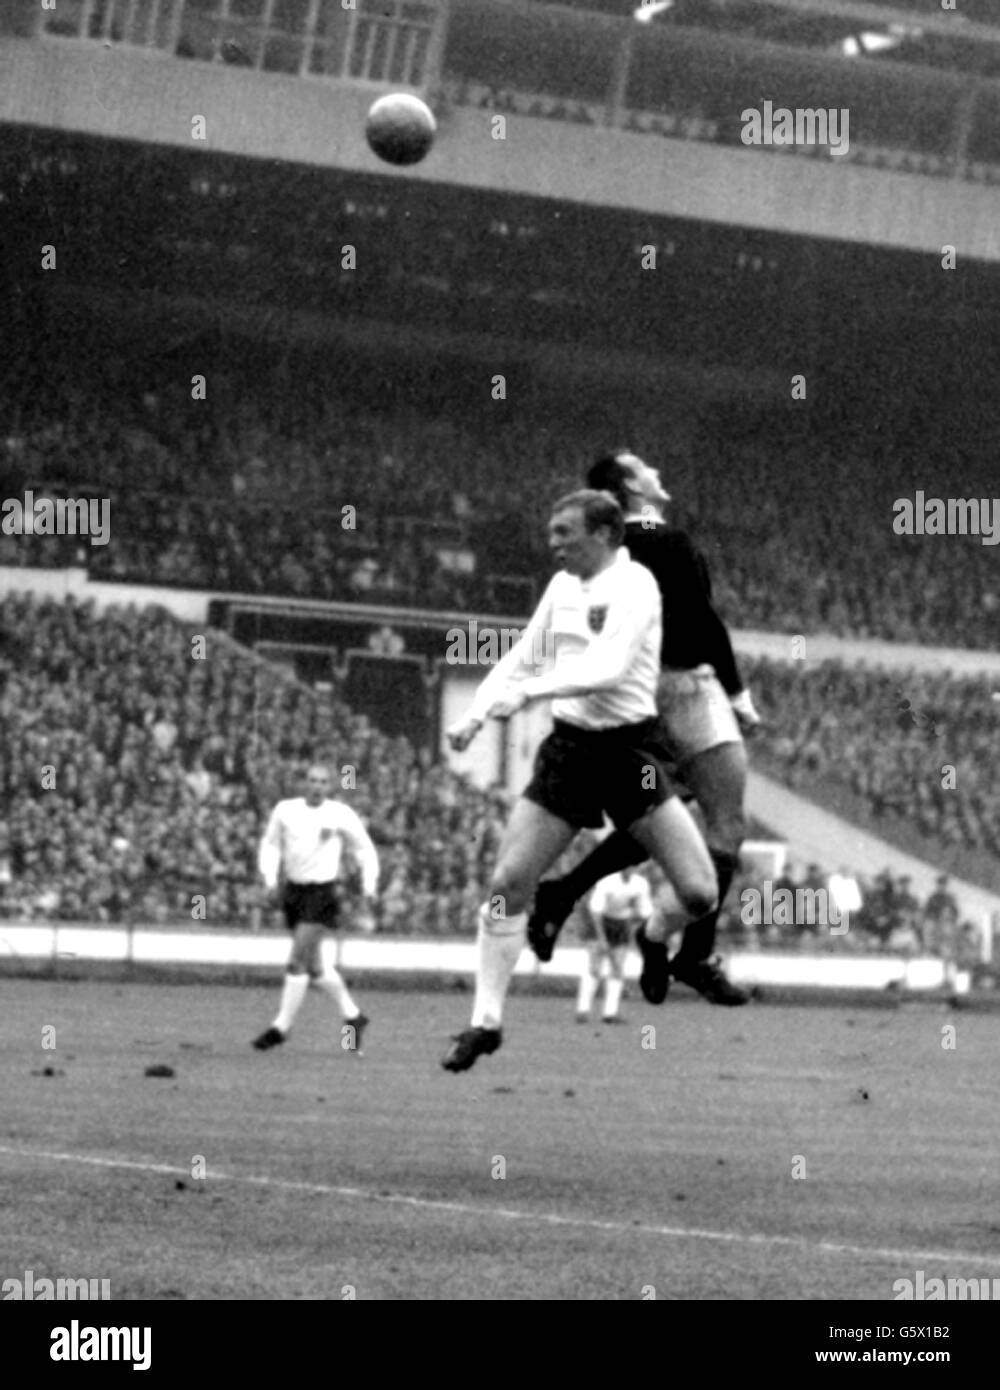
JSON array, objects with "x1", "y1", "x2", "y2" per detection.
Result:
[{"x1": 623, "y1": 519, "x2": 743, "y2": 696}]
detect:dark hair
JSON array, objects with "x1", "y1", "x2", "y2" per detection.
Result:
[
  {"x1": 550, "y1": 488, "x2": 625, "y2": 546},
  {"x1": 586, "y1": 451, "x2": 632, "y2": 511}
]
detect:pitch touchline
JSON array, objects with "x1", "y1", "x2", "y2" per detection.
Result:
[{"x1": 2, "y1": 1143, "x2": 999, "y2": 1270}]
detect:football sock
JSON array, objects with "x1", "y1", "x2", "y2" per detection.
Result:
[
  {"x1": 273, "y1": 971, "x2": 310, "y2": 1033},
  {"x1": 555, "y1": 832, "x2": 647, "y2": 918},
  {"x1": 314, "y1": 966, "x2": 359, "y2": 1019},
  {"x1": 602, "y1": 977, "x2": 624, "y2": 1019},
  {"x1": 471, "y1": 902, "x2": 526, "y2": 1030},
  {"x1": 577, "y1": 971, "x2": 598, "y2": 1015},
  {"x1": 672, "y1": 848, "x2": 739, "y2": 967}
]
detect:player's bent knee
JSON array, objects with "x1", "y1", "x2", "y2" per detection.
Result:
[
  {"x1": 703, "y1": 811, "x2": 746, "y2": 858},
  {"x1": 486, "y1": 876, "x2": 531, "y2": 920},
  {"x1": 677, "y1": 877, "x2": 718, "y2": 922}
]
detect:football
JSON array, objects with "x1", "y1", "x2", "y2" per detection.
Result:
[{"x1": 365, "y1": 93, "x2": 437, "y2": 167}]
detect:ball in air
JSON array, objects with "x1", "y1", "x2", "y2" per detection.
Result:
[{"x1": 365, "y1": 93, "x2": 437, "y2": 167}]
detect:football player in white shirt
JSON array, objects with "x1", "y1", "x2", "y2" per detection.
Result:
[
  {"x1": 527, "y1": 449, "x2": 758, "y2": 1005},
  {"x1": 578, "y1": 866, "x2": 653, "y2": 1024},
  {"x1": 442, "y1": 490, "x2": 717, "y2": 1072},
  {"x1": 252, "y1": 763, "x2": 379, "y2": 1054}
]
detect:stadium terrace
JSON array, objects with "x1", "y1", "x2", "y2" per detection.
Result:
[
  {"x1": 0, "y1": 492, "x2": 110, "y2": 546},
  {"x1": 892, "y1": 493, "x2": 1000, "y2": 545}
]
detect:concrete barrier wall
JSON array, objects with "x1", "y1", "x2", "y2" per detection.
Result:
[{"x1": 0, "y1": 922, "x2": 951, "y2": 992}]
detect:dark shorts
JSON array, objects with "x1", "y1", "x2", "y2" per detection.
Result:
[
  {"x1": 523, "y1": 718, "x2": 677, "y2": 831},
  {"x1": 582, "y1": 916, "x2": 633, "y2": 949},
  {"x1": 283, "y1": 881, "x2": 340, "y2": 931}
]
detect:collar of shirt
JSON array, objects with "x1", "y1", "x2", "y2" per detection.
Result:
[{"x1": 580, "y1": 547, "x2": 630, "y2": 591}]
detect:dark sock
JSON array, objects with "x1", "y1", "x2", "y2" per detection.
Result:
[
  {"x1": 550, "y1": 832, "x2": 647, "y2": 920},
  {"x1": 673, "y1": 848, "x2": 739, "y2": 966}
]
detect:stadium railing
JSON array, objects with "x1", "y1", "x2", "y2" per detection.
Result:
[{"x1": 21, "y1": 0, "x2": 997, "y2": 182}]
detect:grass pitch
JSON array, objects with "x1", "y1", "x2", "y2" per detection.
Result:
[{"x1": 1, "y1": 978, "x2": 998, "y2": 1300}]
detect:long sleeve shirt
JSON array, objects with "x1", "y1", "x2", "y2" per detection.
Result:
[
  {"x1": 590, "y1": 871, "x2": 653, "y2": 922},
  {"x1": 623, "y1": 520, "x2": 743, "y2": 696},
  {"x1": 466, "y1": 548, "x2": 662, "y2": 730},
  {"x1": 258, "y1": 797, "x2": 379, "y2": 896}
]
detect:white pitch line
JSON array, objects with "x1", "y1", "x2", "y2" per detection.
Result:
[{"x1": 2, "y1": 1143, "x2": 1000, "y2": 1270}]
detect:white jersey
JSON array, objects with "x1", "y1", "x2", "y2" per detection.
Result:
[
  {"x1": 258, "y1": 797, "x2": 379, "y2": 896},
  {"x1": 468, "y1": 548, "x2": 661, "y2": 730},
  {"x1": 590, "y1": 872, "x2": 653, "y2": 922}
]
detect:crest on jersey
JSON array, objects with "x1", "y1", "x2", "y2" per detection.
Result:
[{"x1": 587, "y1": 605, "x2": 608, "y2": 634}]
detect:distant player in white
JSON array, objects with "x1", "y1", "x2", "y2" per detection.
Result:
[
  {"x1": 442, "y1": 489, "x2": 717, "y2": 1072},
  {"x1": 578, "y1": 866, "x2": 653, "y2": 1024},
  {"x1": 252, "y1": 763, "x2": 379, "y2": 1054}
]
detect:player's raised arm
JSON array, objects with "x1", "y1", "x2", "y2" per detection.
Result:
[{"x1": 447, "y1": 582, "x2": 556, "y2": 749}]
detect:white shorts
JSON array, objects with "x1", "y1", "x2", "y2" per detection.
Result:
[{"x1": 656, "y1": 665, "x2": 742, "y2": 764}]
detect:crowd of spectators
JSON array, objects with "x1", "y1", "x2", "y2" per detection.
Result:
[
  {"x1": 2, "y1": 355, "x2": 998, "y2": 649},
  {"x1": 743, "y1": 658, "x2": 1000, "y2": 863},
  {"x1": 0, "y1": 595, "x2": 993, "y2": 971},
  {"x1": 0, "y1": 593, "x2": 508, "y2": 932},
  {"x1": 722, "y1": 863, "x2": 984, "y2": 969}
]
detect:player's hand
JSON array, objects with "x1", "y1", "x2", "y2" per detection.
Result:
[
  {"x1": 447, "y1": 716, "x2": 482, "y2": 752},
  {"x1": 355, "y1": 899, "x2": 377, "y2": 934},
  {"x1": 487, "y1": 687, "x2": 528, "y2": 719},
  {"x1": 730, "y1": 689, "x2": 762, "y2": 735},
  {"x1": 262, "y1": 882, "x2": 281, "y2": 909}
]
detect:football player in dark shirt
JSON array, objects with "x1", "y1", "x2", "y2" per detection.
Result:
[{"x1": 527, "y1": 449, "x2": 760, "y2": 1005}]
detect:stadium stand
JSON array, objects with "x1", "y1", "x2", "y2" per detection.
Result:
[
  {"x1": 3, "y1": 350, "x2": 997, "y2": 650},
  {"x1": 0, "y1": 592, "x2": 992, "y2": 970},
  {"x1": 0, "y1": 592, "x2": 508, "y2": 931}
]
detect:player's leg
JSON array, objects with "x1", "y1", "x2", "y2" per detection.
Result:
[
  {"x1": 295, "y1": 886, "x2": 368, "y2": 1044},
  {"x1": 667, "y1": 745, "x2": 745, "y2": 995},
  {"x1": 252, "y1": 915, "x2": 322, "y2": 1049},
  {"x1": 629, "y1": 796, "x2": 717, "y2": 919},
  {"x1": 601, "y1": 940, "x2": 628, "y2": 1022},
  {"x1": 576, "y1": 939, "x2": 602, "y2": 1021},
  {"x1": 625, "y1": 795, "x2": 718, "y2": 1005},
  {"x1": 526, "y1": 716, "x2": 680, "y2": 963},
  {"x1": 659, "y1": 669, "x2": 751, "y2": 1004},
  {"x1": 529, "y1": 831, "x2": 646, "y2": 960},
  {"x1": 311, "y1": 932, "x2": 368, "y2": 1052},
  {"x1": 443, "y1": 797, "x2": 576, "y2": 1071}
]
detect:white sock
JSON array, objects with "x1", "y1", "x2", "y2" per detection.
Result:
[
  {"x1": 273, "y1": 972, "x2": 310, "y2": 1034},
  {"x1": 577, "y1": 971, "x2": 598, "y2": 1015},
  {"x1": 313, "y1": 967, "x2": 359, "y2": 1020},
  {"x1": 471, "y1": 903, "x2": 526, "y2": 1030},
  {"x1": 602, "y1": 977, "x2": 624, "y2": 1019}
]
